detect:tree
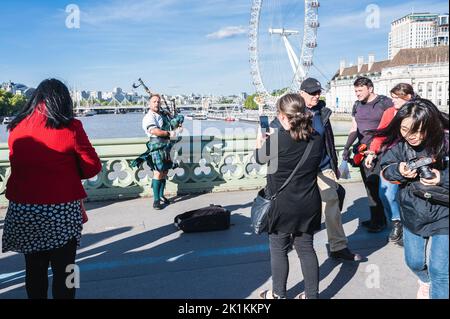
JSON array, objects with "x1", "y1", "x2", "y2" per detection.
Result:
[
  {"x1": 9, "y1": 94, "x2": 27, "y2": 115},
  {"x1": 0, "y1": 89, "x2": 27, "y2": 116},
  {"x1": 244, "y1": 94, "x2": 258, "y2": 110}
]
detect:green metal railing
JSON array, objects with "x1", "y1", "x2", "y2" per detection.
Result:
[{"x1": 0, "y1": 134, "x2": 360, "y2": 206}]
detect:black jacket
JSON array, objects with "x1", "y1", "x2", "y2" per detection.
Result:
[
  {"x1": 381, "y1": 141, "x2": 449, "y2": 237},
  {"x1": 254, "y1": 129, "x2": 323, "y2": 234},
  {"x1": 270, "y1": 101, "x2": 339, "y2": 177}
]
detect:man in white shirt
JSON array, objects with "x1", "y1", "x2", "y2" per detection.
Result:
[{"x1": 141, "y1": 94, "x2": 179, "y2": 209}]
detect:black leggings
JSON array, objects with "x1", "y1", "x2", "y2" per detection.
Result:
[
  {"x1": 269, "y1": 232, "x2": 319, "y2": 299},
  {"x1": 24, "y1": 238, "x2": 78, "y2": 299}
]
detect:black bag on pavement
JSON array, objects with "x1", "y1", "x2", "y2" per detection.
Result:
[{"x1": 174, "y1": 205, "x2": 231, "y2": 233}]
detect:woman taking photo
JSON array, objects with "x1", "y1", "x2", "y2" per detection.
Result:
[
  {"x1": 365, "y1": 83, "x2": 419, "y2": 246},
  {"x1": 377, "y1": 99, "x2": 448, "y2": 299},
  {"x1": 2, "y1": 79, "x2": 102, "y2": 299},
  {"x1": 254, "y1": 93, "x2": 323, "y2": 299}
]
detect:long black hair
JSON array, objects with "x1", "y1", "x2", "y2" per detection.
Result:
[
  {"x1": 372, "y1": 98, "x2": 449, "y2": 163},
  {"x1": 7, "y1": 79, "x2": 74, "y2": 130}
]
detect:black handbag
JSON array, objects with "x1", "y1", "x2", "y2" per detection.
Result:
[{"x1": 251, "y1": 141, "x2": 314, "y2": 234}]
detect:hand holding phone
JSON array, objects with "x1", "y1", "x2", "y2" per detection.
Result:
[{"x1": 259, "y1": 116, "x2": 270, "y2": 134}]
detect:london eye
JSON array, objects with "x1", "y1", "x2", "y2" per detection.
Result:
[{"x1": 249, "y1": 0, "x2": 320, "y2": 106}]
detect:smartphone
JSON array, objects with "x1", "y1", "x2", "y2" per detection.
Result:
[{"x1": 259, "y1": 116, "x2": 270, "y2": 131}]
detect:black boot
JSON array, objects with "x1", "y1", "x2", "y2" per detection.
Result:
[
  {"x1": 362, "y1": 207, "x2": 387, "y2": 233},
  {"x1": 389, "y1": 220, "x2": 403, "y2": 243},
  {"x1": 153, "y1": 201, "x2": 163, "y2": 210}
]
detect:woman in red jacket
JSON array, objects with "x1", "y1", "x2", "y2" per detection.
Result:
[
  {"x1": 365, "y1": 83, "x2": 417, "y2": 246},
  {"x1": 1, "y1": 79, "x2": 102, "y2": 299}
]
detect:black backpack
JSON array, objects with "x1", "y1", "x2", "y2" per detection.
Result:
[{"x1": 174, "y1": 205, "x2": 231, "y2": 233}]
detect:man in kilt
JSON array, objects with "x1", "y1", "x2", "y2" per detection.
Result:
[{"x1": 132, "y1": 94, "x2": 183, "y2": 210}]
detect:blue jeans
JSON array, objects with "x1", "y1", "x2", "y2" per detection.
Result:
[
  {"x1": 379, "y1": 175, "x2": 401, "y2": 222},
  {"x1": 403, "y1": 227, "x2": 449, "y2": 299}
]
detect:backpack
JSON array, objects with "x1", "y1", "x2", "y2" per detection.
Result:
[{"x1": 174, "y1": 205, "x2": 231, "y2": 233}]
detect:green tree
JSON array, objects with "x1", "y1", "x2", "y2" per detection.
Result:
[
  {"x1": 244, "y1": 94, "x2": 258, "y2": 110},
  {"x1": 0, "y1": 89, "x2": 27, "y2": 116},
  {"x1": 0, "y1": 89, "x2": 8, "y2": 115},
  {"x1": 9, "y1": 94, "x2": 27, "y2": 115}
]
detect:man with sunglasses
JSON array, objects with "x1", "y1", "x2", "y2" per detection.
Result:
[
  {"x1": 300, "y1": 78, "x2": 362, "y2": 261},
  {"x1": 270, "y1": 78, "x2": 361, "y2": 261}
]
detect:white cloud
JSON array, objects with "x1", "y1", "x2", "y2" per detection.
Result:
[{"x1": 206, "y1": 26, "x2": 248, "y2": 40}]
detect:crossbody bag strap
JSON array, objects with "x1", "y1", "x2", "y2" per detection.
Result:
[{"x1": 270, "y1": 140, "x2": 314, "y2": 200}]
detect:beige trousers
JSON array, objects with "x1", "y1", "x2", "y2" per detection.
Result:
[{"x1": 317, "y1": 169, "x2": 348, "y2": 252}]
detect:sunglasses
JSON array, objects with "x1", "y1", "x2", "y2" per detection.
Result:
[{"x1": 307, "y1": 90, "x2": 322, "y2": 96}]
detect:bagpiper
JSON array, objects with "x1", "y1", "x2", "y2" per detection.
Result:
[{"x1": 132, "y1": 94, "x2": 184, "y2": 210}]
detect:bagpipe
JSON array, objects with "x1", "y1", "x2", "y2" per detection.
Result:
[
  {"x1": 132, "y1": 78, "x2": 184, "y2": 129},
  {"x1": 130, "y1": 78, "x2": 184, "y2": 170}
]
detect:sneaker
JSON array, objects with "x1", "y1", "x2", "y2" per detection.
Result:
[
  {"x1": 153, "y1": 201, "x2": 163, "y2": 210},
  {"x1": 330, "y1": 248, "x2": 363, "y2": 262},
  {"x1": 389, "y1": 221, "x2": 403, "y2": 243},
  {"x1": 417, "y1": 280, "x2": 430, "y2": 299}
]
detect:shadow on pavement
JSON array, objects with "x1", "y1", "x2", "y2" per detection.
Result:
[
  {"x1": 0, "y1": 212, "x2": 272, "y2": 299},
  {"x1": 288, "y1": 197, "x2": 390, "y2": 299}
]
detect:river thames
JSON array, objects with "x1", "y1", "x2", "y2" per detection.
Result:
[{"x1": 0, "y1": 112, "x2": 352, "y2": 143}]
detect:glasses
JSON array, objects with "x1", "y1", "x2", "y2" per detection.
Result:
[{"x1": 307, "y1": 90, "x2": 321, "y2": 96}]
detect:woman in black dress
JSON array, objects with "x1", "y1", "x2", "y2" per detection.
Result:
[{"x1": 255, "y1": 93, "x2": 323, "y2": 299}]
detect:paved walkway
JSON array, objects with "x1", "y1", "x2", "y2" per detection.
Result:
[{"x1": 0, "y1": 183, "x2": 417, "y2": 299}]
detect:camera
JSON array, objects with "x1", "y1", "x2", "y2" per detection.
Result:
[{"x1": 406, "y1": 157, "x2": 436, "y2": 180}]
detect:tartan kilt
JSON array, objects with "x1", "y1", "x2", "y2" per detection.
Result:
[
  {"x1": 131, "y1": 141, "x2": 175, "y2": 172},
  {"x1": 148, "y1": 146, "x2": 174, "y2": 172}
]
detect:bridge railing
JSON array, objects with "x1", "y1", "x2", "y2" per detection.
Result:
[{"x1": 0, "y1": 134, "x2": 360, "y2": 206}]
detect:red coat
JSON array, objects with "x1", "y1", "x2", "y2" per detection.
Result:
[
  {"x1": 6, "y1": 107, "x2": 102, "y2": 205},
  {"x1": 369, "y1": 106, "x2": 398, "y2": 154}
]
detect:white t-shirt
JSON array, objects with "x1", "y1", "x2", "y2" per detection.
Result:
[{"x1": 142, "y1": 111, "x2": 166, "y2": 140}]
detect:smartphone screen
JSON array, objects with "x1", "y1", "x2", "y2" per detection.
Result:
[{"x1": 259, "y1": 116, "x2": 270, "y2": 129}]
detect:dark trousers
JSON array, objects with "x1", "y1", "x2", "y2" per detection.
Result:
[
  {"x1": 269, "y1": 232, "x2": 319, "y2": 299},
  {"x1": 359, "y1": 161, "x2": 386, "y2": 225},
  {"x1": 24, "y1": 238, "x2": 77, "y2": 299}
]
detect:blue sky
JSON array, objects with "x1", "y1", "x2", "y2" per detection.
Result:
[{"x1": 0, "y1": 0, "x2": 448, "y2": 95}]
